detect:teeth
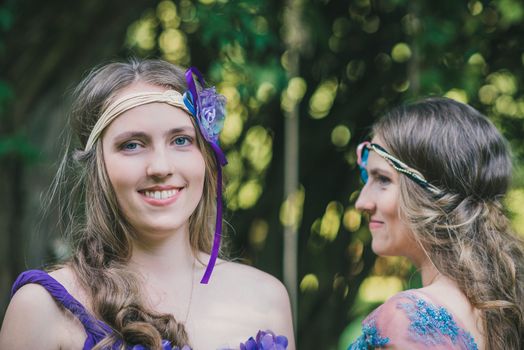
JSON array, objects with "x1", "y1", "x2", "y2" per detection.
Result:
[{"x1": 143, "y1": 189, "x2": 178, "y2": 199}]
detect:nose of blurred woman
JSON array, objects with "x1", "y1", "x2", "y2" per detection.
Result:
[{"x1": 355, "y1": 184, "x2": 376, "y2": 214}]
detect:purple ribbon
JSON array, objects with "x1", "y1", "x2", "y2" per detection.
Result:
[{"x1": 185, "y1": 67, "x2": 227, "y2": 284}]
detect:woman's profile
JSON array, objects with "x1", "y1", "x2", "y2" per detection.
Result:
[
  {"x1": 0, "y1": 59, "x2": 294, "y2": 350},
  {"x1": 349, "y1": 97, "x2": 524, "y2": 349}
]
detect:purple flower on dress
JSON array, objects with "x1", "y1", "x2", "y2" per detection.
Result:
[
  {"x1": 198, "y1": 86, "x2": 226, "y2": 144},
  {"x1": 240, "y1": 330, "x2": 288, "y2": 350}
]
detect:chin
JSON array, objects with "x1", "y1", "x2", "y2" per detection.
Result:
[
  {"x1": 371, "y1": 241, "x2": 391, "y2": 256},
  {"x1": 133, "y1": 220, "x2": 188, "y2": 236}
]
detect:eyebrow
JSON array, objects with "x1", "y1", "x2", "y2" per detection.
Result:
[
  {"x1": 368, "y1": 167, "x2": 393, "y2": 177},
  {"x1": 112, "y1": 126, "x2": 196, "y2": 144},
  {"x1": 164, "y1": 126, "x2": 196, "y2": 137}
]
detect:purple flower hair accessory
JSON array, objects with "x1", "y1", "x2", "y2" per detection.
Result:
[
  {"x1": 183, "y1": 67, "x2": 228, "y2": 284},
  {"x1": 240, "y1": 330, "x2": 289, "y2": 350},
  {"x1": 198, "y1": 86, "x2": 226, "y2": 144}
]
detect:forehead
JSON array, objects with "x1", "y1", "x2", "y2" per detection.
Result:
[
  {"x1": 366, "y1": 137, "x2": 396, "y2": 173},
  {"x1": 113, "y1": 81, "x2": 169, "y2": 99},
  {"x1": 103, "y1": 82, "x2": 194, "y2": 135},
  {"x1": 109, "y1": 104, "x2": 194, "y2": 131}
]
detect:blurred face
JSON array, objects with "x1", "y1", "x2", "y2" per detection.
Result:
[
  {"x1": 355, "y1": 137, "x2": 422, "y2": 261},
  {"x1": 102, "y1": 82, "x2": 206, "y2": 240}
]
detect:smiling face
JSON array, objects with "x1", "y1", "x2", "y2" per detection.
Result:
[
  {"x1": 355, "y1": 137, "x2": 423, "y2": 262},
  {"x1": 101, "y1": 83, "x2": 206, "y2": 241}
]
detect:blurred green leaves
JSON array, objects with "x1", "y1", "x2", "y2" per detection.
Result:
[{"x1": 0, "y1": 133, "x2": 38, "y2": 162}]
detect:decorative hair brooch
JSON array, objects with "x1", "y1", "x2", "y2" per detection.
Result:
[
  {"x1": 84, "y1": 67, "x2": 227, "y2": 284},
  {"x1": 183, "y1": 67, "x2": 228, "y2": 284}
]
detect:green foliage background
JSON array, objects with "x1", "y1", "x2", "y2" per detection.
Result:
[{"x1": 2, "y1": 0, "x2": 524, "y2": 349}]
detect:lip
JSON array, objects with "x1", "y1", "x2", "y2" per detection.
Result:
[
  {"x1": 138, "y1": 185, "x2": 183, "y2": 207},
  {"x1": 369, "y1": 219, "x2": 384, "y2": 230}
]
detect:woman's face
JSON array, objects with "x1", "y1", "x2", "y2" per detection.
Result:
[
  {"x1": 102, "y1": 82, "x2": 206, "y2": 240},
  {"x1": 355, "y1": 137, "x2": 422, "y2": 261}
]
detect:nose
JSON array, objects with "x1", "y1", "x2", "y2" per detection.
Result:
[
  {"x1": 146, "y1": 147, "x2": 173, "y2": 179},
  {"x1": 355, "y1": 184, "x2": 375, "y2": 214}
]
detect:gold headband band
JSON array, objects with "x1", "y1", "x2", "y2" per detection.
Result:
[{"x1": 84, "y1": 90, "x2": 190, "y2": 152}]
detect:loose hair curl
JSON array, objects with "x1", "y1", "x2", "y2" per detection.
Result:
[
  {"x1": 373, "y1": 97, "x2": 524, "y2": 349},
  {"x1": 52, "y1": 59, "x2": 220, "y2": 349}
]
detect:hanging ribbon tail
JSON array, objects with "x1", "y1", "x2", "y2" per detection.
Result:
[
  {"x1": 210, "y1": 142, "x2": 228, "y2": 166},
  {"x1": 200, "y1": 151, "x2": 224, "y2": 284}
]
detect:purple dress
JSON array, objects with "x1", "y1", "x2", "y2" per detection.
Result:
[
  {"x1": 11, "y1": 270, "x2": 117, "y2": 350},
  {"x1": 11, "y1": 269, "x2": 288, "y2": 350}
]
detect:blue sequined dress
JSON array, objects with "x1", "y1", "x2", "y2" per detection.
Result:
[{"x1": 348, "y1": 290, "x2": 479, "y2": 350}]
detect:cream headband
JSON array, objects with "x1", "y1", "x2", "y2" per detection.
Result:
[{"x1": 84, "y1": 90, "x2": 190, "y2": 152}]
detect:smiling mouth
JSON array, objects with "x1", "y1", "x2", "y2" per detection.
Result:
[{"x1": 140, "y1": 189, "x2": 180, "y2": 200}]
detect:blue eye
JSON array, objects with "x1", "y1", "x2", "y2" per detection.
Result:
[
  {"x1": 174, "y1": 136, "x2": 191, "y2": 146},
  {"x1": 122, "y1": 142, "x2": 140, "y2": 150},
  {"x1": 377, "y1": 175, "x2": 391, "y2": 186}
]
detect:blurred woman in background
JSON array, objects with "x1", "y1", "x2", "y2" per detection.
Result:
[{"x1": 349, "y1": 97, "x2": 524, "y2": 349}]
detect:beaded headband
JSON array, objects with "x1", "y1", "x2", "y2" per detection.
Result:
[
  {"x1": 357, "y1": 141, "x2": 441, "y2": 195},
  {"x1": 85, "y1": 67, "x2": 227, "y2": 284}
]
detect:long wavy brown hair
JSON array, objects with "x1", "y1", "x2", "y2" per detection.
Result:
[
  {"x1": 373, "y1": 97, "x2": 524, "y2": 349},
  {"x1": 51, "y1": 59, "x2": 220, "y2": 349}
]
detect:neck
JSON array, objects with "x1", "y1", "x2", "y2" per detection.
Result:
[
  {"x1": 418, "y1": 258, "x2": 440, "y2": 286},
  {"x1": 129, "y1": 226, "x2": 196, "y2": 279},
  {"x1": 408, "y1": 248, "x2": 441, "y2": 286}
]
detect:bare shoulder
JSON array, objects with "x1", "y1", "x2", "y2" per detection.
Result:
[
  {"x1": 216, "y1": 259, "x2": 290, "y2": 304},
  {"x1": 0, "y1": 282, "x2": 64, "y2": 349},
  {"x1": 206, "y1": 259, "x2": 296, "y2": 349},
  {"x1": 0, "y1": 268, "x2": 88, "y2": 349}
]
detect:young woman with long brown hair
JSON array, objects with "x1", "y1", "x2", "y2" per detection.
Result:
[{"x1": 0, "y1": 59, "x2": 294, "y2": 350}]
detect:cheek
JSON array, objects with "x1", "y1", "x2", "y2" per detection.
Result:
[
  {"x1": 187, "y1": 151, "x2": 206, "y2": 186},
  {"x1": 380, "y1": 191, "x2": 400, "y2": 222},
  {"x1": 103, "y1": 153, "x2": 138, "y2": 201}
]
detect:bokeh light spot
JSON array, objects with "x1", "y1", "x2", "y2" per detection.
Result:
[
  {"x1": 444, "y1": 88, "x2": 468, "y2": 104},
  {"x1": 309, "y1": 78, "x2": 338, "y2": 119},
  {"x1": 391, "y1": 42, "x2": 412, "y2": 63},
  {"x1": 331, "y1": 125, "x2": 351, "y2": 147},
  {"x1": 238, "y1": 180, "x2": 263, "y2": 209},
  {"x1": 280, "y1": 187, "x2": 305, "y2": 229},
  {"x1": 241, "y1": 126, "x2": 273, "y2": 173},
  {"x1": 358, "y1": 276, "x2": 403, "y2": 303},
  {"x1": 249, "y1": 219, "x2": 269, "y2": 250},
  {"x1": 506, "y1": 188, "x2": 524, "y2": 236},
  {"x1": 343, "y1": 208, "x2": 361, "y2": 232},
  {"x1": 300, "y1": 273, "x2": 319, "y2": 293}
]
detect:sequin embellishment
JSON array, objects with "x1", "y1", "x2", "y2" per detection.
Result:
[
  {"x1": 347, "y1": 291, "x2": 479, "y2": 350},
  {"x1": 348, "y1": 319, "x2": 389, "y2": 350},
  {"x1": 397, "y1": 293, "x2": 478, "y2": 350}
]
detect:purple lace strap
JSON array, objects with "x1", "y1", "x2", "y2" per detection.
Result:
[{"x1": 11, "y1": 269, "x2": 113, "y2": 350}]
